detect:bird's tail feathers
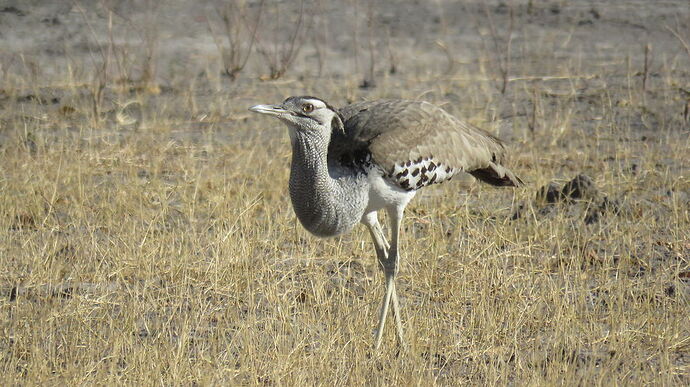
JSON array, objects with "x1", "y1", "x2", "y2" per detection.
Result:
[{"x1": 469, "y1": 162, "x2": 523, "y2": 187}]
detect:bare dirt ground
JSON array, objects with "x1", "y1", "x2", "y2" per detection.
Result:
[{"x1": 1, "y1": 0, "x2": 689, "y2": 384}]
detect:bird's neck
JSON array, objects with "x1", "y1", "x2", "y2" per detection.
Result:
[
  {"x1": 288, "y1": 129, "x2": 365, "y2": 237},
  {"x1": 289, "y1": 129, "x2": 331, "y2": 184}
]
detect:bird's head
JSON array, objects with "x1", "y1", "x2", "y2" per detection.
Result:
[{"x1": 249, "y1": 96, "x2": 344, "y2": 137}]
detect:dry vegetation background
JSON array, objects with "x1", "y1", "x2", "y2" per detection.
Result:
[{"x1": 1, "y1": 0, "x2": 689, "y2": 384}]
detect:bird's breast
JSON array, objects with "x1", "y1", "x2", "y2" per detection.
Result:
[{"x1": 289, "y1": 169, "x2": 369, "y2": 238}]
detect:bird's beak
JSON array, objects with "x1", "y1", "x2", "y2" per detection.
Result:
[{"x1": 248, "y1": 104, "x2": 288, "y2": 117}]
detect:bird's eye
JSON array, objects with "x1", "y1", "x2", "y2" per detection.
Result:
[{"x1": 302, "y1": 103, "x2": 314, "y2": 113}]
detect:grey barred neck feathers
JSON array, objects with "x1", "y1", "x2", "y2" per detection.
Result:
[{"x1": 275, "y1": 96, "x2": 369, "y2": 237}]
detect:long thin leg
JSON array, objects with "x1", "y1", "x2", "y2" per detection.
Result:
[
  {"x1": 390, "y1": 282, "x2": 405, "y2": 348},
  {"x1": 363, "y1": 213, "x2": 395, "y2": 349},
  {"x1": 363, "y1": 209, "x2": 407, "y2": 350},
  {"x1": 363, "y1": 212, "x2": 389, "y2": 261},
  {"x1": 384, "y1": 205, "x2": 406, "y2": 349},
  {"x1": 364, "y1": 210, "x2": 407, "y2": 350},
  {"x1": 375, "y1": 272, "x2": 395, "y2": 349}
]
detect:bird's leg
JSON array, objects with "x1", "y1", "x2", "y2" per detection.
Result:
[
  {"x1": 375, "y1": 271, "x2": 396, "y2": 350},
  {"x1": 363, "y1": 213, "x2": 396, "y2": 350},
  {"x1": 363, "y1": 213, "x2": 389, "y2": 262},
  {"x1": 390, "y1": 281, "x2": 404, "y2": 348},
  {"x1": 363, "y1": 216, "x2": 389, "y2": 319},
  {"x1": 367, "y1": 207, "x2": 406, "y2": 351},
  {"x1": 384, "y1": 206, "x2": 406, "y2": 349}
]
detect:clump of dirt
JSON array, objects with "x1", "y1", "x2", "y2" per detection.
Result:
[
  {"x1": 561, "y1": 174, "x2": 599, "y2": 201},
  {"x1": 513, "y1": 174, "x2": 623, "y2": 224}
]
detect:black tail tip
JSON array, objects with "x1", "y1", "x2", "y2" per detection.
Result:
[{"x1": 469, "y1": 168, "x2": 523, "y2": 187}]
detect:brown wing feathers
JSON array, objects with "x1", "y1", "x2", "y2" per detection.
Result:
[{"x1": 334, "y1": 100, "x2": 522, "y2": 189}]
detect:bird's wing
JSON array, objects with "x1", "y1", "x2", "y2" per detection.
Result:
[{"x1": 331, "y1": 100, "x2": 522, "y2": 188}]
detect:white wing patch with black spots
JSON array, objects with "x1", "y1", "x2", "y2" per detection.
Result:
[{"x1": 388, "y1": 156, "x2": 458, "y2": 191}]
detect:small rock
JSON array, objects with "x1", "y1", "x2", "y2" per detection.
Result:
[
  {"x1": 514, "y1": 174, "x2": 624, "y2": 224},
  {"x1": 536, "y1": 182, "x2": 563, "y2": 204},
  {"x1": 561, "y1": 174, "x2": 599, "y2": 201},
  {"x1": 584, "y1": 196, "x2": 621, "y2": 224},
  {"x1": 599, "y1": 196, "x2": 621, "y2": 214},
  {"x1": 584, "y1": 207, "x2": 600, "y2": 225}
]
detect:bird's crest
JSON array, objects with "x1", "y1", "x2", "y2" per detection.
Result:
[{"x1": 331, "y1": 113, "x2": 345, "y2": 135}]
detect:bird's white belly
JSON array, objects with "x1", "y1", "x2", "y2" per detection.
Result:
[{"x1": 364, "y1": 169, "x2": 416, "y2": 214}]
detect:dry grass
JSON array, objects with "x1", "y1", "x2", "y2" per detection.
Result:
[{"x1": 1, "y1": 1, "x2": 689, "y2": 385}]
